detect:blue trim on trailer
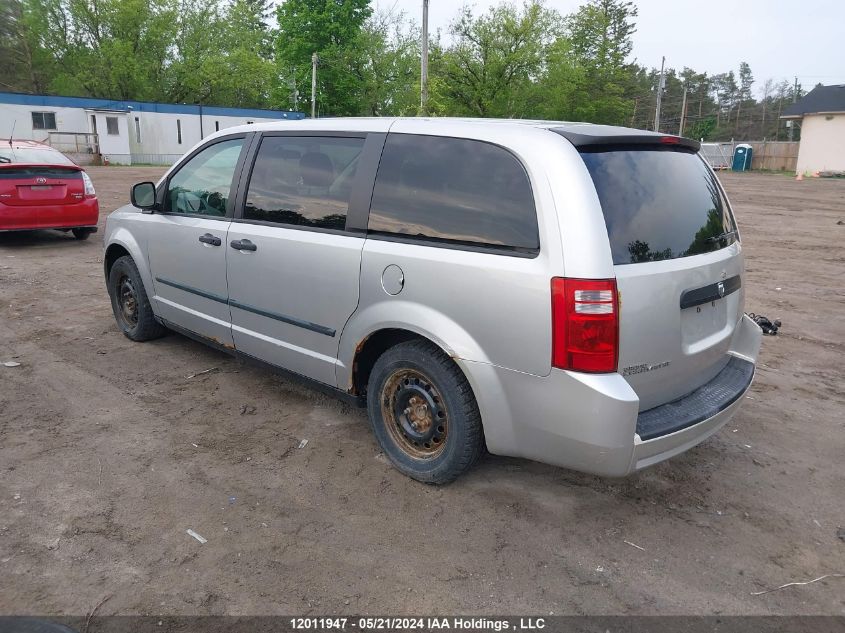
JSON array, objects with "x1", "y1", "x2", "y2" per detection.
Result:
[{"x1": 0, "y1": 91, "x2": 306, "y2": 120}]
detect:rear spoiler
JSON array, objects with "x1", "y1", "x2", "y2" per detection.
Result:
[
  {"x1": 551, "y1": 129, "x2": 701, "y2": 152},
  {"x1": 0, "y1": 163, "x2": 82, "y2": 171}
]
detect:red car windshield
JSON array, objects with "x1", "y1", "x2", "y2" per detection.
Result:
[{"x1": 0, "y1": 146, "x2": 76, "y2": 166}]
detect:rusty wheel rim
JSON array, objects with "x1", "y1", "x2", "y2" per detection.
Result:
[
  {"x1": 117, "y1": 275, "x2": 139, "y2": 327},
  {"x1": 381, "y1": 369, "x2": 448, "y2": 459}
]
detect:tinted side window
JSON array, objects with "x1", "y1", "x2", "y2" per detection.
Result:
[
  {"x1": 368, "y1": 135, "x2": 539, "y2": 252},
  {"x1": 166, "y1": 138, "x2": 244, "y2": 217},
  {"x1": 244, "y1": 136, "x2": 365, "y2": 230}
]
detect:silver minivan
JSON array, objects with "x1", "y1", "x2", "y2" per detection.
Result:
[{"x1": 104, "y1": 118, "x2": 762, "y2": 483}]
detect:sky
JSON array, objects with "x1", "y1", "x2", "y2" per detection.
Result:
[{"x1": 376, "y1": 0, "x2": 845, "y2": 96}]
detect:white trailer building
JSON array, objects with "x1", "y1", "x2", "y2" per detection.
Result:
[{"x1": 0, "y1": 92, "x2": 304, "y2": 165}]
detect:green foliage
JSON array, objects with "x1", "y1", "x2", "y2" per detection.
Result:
[
  {"x1": 686, "y1": 116, "x2": 716, "y2": 141},
  {"x1": 562, "y1": 0, "x2": 637, "y2": 123},
  {"x1": 0, "y1": 0, "x2": 37, "y2": 91},
  {"x1": 275, "y1": 0, "x2": 373, "y2": 116},
  {"x1": 166, "y1": 0, "x2": 276, "y2": 107},
  {"x1": 438, "y1": 1, "x2": 560, "y2": 118},
  {"x1": 348, "y1": 11, "x2": 421, "y2": 116},
  {"x1": 2, "y1": 0, "x2": 809, "y2": 140},
  {"x1": 8, "y1": 0, "x2": 275, "y2": 107}
]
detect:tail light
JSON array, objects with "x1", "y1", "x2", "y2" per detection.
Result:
[
  {"x1": 551, "y1": 278, "x2": 618, "y2": 373},
  {"x1": 81, "y1": 171, "x2": 96, "y2": 197}
]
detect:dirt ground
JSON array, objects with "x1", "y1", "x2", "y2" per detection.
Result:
[{"x1": 0, "y1": 168, "x2": 843, "y2": 616}]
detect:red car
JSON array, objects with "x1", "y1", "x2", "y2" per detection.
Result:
[{"x1": 0, "y1": 140, "x2": 99, "y2": 239}]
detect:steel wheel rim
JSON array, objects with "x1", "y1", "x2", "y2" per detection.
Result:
[
  {"x1": 117, "y1": 275, "x2": 139, "y2": 327},
  {"x1": 381, "y1": 369, "x2": 448, "y2": 459}
]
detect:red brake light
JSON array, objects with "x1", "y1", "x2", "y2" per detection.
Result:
[
  {"x1": 660, "y1": 136, "x2": 680, "y2": 144},
  {"x1": 551, "y1": 278, "x2": 618, "y2": 373}
]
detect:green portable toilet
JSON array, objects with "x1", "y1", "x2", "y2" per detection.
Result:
[{"x1": 732, "y1": 144, "x2": 753, "y2": 171}]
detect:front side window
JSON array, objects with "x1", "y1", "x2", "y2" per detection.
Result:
[
  {"x1": 243, "y1": 136, "x2": 365, "y2": 230},
  {"x1": 106, "y1": 117, "x2": 119, "y2": 135},
  {"x1": 31, "y1": 112, "x2": 57, "y2": 130},
  {"x1": 166, "y1": 138, "x2": 244, "y2": 217},
  {"x1": 368, "y1": 134, "x2": 539, "y2": 253}
]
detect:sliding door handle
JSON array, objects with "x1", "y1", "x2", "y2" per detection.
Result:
[
  {"x1": 230, "y1": 239, "x2": 257, "y2": 252},
  {"x1": 198, "y1": 233, "x2": 221, "y2": 246}
]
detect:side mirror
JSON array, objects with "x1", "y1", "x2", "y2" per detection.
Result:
[{"x1": 131, "y1": 181, "x2": 157, "y2": 212}]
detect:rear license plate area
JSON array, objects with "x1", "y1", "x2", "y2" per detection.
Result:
[
  {"x1": 681, "y1": 298, "x2": 728, "y2": 350},
  {"x1": 30, "y1": 185, "x2": 52, "y2": 190}
]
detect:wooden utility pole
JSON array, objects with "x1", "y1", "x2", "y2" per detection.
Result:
[
  {"x1": 788, "y1": 76, "x2": 798, "y2": 141},
  {"x1": 654, "y1": 56, "x2": 665, "y2": 132},
  {"x1": 420, "y1": 0, "x2": 430, "y2": 115},
  {"x1": 311, "y1": 52, "x2": 318, "y2": 119},
  {"x1": 679, "y1": 88, "x2": 688, "y2": 136}
]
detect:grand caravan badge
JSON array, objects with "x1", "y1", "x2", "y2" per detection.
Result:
[{"x1": 622, "y1": 360, "x2": 671, "y2": 376}]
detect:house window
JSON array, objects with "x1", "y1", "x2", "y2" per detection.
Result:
[
  {"x1": 106, "y1": 117, "x2": 119, "y2": 135},
  {"x1": 31, "y1": 112, "x2": 57, "y2": 130},
  {"x1": 134, "y1": 117, "x2": 141, "y2": 143},
  {"x1": 177, "y1": 119, "x2": 182, "y2": 144},
  {"x1": 215, "y1": 121, "x2": 220, "y2": 132}
]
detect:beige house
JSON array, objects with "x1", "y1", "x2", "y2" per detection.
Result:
[{"x1": 781, "y1": 84, "x2": 845, "y2": 174}]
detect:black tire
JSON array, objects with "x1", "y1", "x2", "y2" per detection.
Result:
[
  {"x1": 107, "y1": 255, "x2": 166, "y2": 341},
  {"x1": 367, "y1": 339, "x2": 484, "y2": 484},
  {"x1": 71, "y1": 228, "x2": 93, "y2": 240}
]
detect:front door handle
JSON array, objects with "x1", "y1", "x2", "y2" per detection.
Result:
[
  {"x1": 198, "y1": 233, "x2": 221, "y2": 246},
  {"x1": 230, "y1": 238, "x2": 257, "y2": 252}
]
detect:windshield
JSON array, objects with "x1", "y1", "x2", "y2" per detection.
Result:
[
  {"x1": 580, "y1": 148, "x2": 737, "y2": 265},
  {"x1": 0, "y1": 146, "x2": 76, "y2": 166}
]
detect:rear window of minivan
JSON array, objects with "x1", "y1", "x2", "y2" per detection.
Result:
[
  {"x1": 579, "y1": 148, "x2": 737, "y2": 265},
  {"x1": 368, "y1": 134, "x2": 539, "y2": 254}
]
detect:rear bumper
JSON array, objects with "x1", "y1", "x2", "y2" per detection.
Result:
[
  {"x1": 461, "y1": 314, "x2": 763, "y2": 477},
  {"x1": 0, "y1": 198, "x2": 99, "y2": 231}
]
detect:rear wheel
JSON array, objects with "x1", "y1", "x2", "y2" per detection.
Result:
[
  {"x1": 72, "y1": 228, "x2": 94, "y2": 240},
  {"x1": 108, "y1": 255, "x2": 166, "y2": 341},
  {"x1": 367, "y1": 339, "x2": 484, "y2": 484}
]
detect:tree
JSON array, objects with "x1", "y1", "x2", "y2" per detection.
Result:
[
  {"x1": 439, "y1": 1, "x2": 560, "y2": 118},
  {"x1": 16, "y1": 0, "x2": 178, "y2": 100},
  {"x1": 0, "y1": 0, "x2": 36, "y2": 92},
  {"x1": 190, "y1": 0, "x2": 277, "y2": 107},
  {"x1": 711, "y1": 71, "x2": 738, "y2": 132},
  {"x1": 352, "y1": 10, "x2": 420, "y2": 116},
  {"x1": 0, "y1": 0, "x2": 816, "y2": 136},
  {"x1": 686, "y1": 116, "x2": 716, "y2": 141},
  {"x1": 735, "y1": 61, "x2": 754, "y2": 132},
  {"x1": 275, "y1": 0, "x2": 372, "y2": 116},
  {"x1": 533, "y1": 36, "x2": 587, "y2": 121},
  {"x1": 563, "y1": 0, "x2": 638, "y2": 124}
]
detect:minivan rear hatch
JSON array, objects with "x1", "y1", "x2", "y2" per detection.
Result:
[{"x1": 557, "y1": 130, "x2": 744, "y2": 411}]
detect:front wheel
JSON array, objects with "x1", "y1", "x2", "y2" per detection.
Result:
[
  {"x1": 107, "y1": 255, "x2": 166, "y2": 341},
  {"x1": 367, "y1": 340, "x2": 484, "y2": 484}
]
